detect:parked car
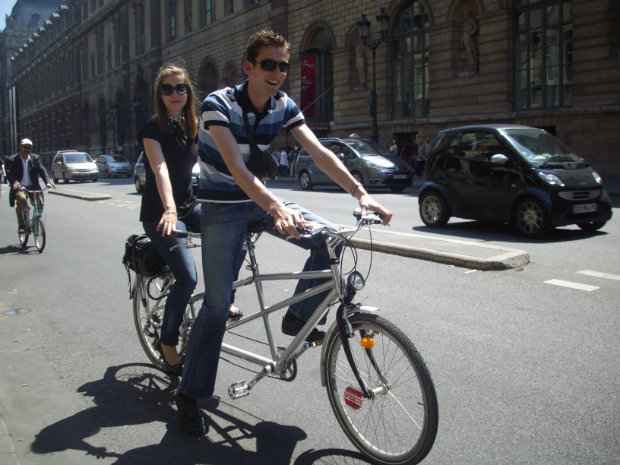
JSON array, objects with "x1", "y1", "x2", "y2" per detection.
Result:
[
  {"x1": 52, "y1": 150, "x2": 99, "y2": 183},
  {"x1": 295, "y1": 137, "x2": 412, "y2": 192},
  {"x1": 134, "y1": 151, "x2": 200, "y2": 194},
  {"x1": 418, "y1": 124, "x2": 613, "y2": 237},
  {"x1": 96, "y1": 154, "x2": 132, "y2": 177}
]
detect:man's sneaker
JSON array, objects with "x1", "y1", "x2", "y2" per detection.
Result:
[
  {"x1": 174, "y1": 393, "x2": 208, "y2": 437},
  {"x1": 282, "y1": 312, "x2": 325, "y2": 343}
]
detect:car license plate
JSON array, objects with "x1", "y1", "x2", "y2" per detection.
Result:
[
  {"x1": 393, "y1": 174, "x2": 408, "y2": 180},
  {"x1": 573, "y1": 203, "x2": 597, "y2": 214}
]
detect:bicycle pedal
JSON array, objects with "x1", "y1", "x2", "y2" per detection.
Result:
[{"x1": 228, "y1": 381, "x2": 251, "y2": 400}]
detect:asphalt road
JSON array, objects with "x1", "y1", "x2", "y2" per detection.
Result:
[{"x1": 0, "y1": 179, "x2": 619, "y2": 465}]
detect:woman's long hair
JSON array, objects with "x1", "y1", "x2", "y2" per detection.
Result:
[{"x1": 152, "y1": 64, "x2": 198, "y2": 140}]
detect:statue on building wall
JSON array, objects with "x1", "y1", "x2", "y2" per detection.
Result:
[
  {"x1": 454, "y1": 0, "x2": 480, "y2": 78},
  {"x1": 348, "y1": 28, "x2": 367, "y2": 89},
  {"x1": 462, "y1": 15, "x2": 478, "y2": 68},
  {"x1": 355, "y1": 41, "x2": 367, "y2": 88}
]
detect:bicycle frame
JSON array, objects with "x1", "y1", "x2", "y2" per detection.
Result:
[{"x1": 214, "y1": 231, "x2": 346, "y2": 379}]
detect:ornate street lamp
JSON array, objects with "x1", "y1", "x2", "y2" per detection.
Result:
[{"x1": 357, "y1": 7, "x2": 390, "y2": 142}]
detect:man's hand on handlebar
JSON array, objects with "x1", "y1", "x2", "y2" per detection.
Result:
[
  {"x1": 357, "y1": 194, "x2": 393, "y2": 225},
  {"x1": 269, "y1": 204, "x2": 305, "y2": 239}
]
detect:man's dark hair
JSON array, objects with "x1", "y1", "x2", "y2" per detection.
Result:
[{"x1": 245, "y1": 29, "x2": 290, "y2": 63}]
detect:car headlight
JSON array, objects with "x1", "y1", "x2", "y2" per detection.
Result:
[
  {"x1": 537, "y1": 171, "x2": 565, "y2": 187},
  {"x1": 592, "y1": 171, "x2": 602, "y2": 184}
]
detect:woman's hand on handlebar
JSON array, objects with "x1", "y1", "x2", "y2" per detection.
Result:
[
  {"x1": 358, "y1": 194, "x2": 393, "y2": 225},
  {"x1": 269, "y1": 204, "x2": 305, "y2": 239},
  {"x1": 157, "y1": 208, "x2": 178, "y2": 236}
]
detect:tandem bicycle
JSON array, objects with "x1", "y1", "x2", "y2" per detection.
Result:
[{"x1": 128, "y1": 211, "x2": 439, "y2": 465}]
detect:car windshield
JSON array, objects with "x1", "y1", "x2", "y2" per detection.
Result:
[
  {"x1": 502, "y1": 129, "x2": 582, "y2": 166},
  {"x1": 64, "y1": 153, "x2": 92, "y2": 163},
  {"x1": 344, "y1": 140, "x2": 384, "y2": 157}
]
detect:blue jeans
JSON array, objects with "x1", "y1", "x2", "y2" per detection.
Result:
[
  {"x1": 178, "y1": 201, "x2": 338, "y2": 399},
  {"x1": 143, "y1": 205, "x2": 201, "y2": 346}
]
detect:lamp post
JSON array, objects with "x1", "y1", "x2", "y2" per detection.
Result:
[{"x1": 357, "y1": 7, "x2": 390, "y2": 142}]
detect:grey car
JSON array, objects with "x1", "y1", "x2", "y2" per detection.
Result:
[
  {"x1": 52, "y1": 150, "x2": 99, "y2": 183},
  {"x1": 134, "y1": 151, "x2": 200, "y2": 194},
  {"x1": 295, "y1": 138, "x2": 412, "y2": 192}
]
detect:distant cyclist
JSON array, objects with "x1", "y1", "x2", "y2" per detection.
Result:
[{"x1": 5, "y1": 138, "x2": 52, "y2": 234}]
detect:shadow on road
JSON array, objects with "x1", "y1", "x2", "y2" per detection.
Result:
[
  {"x1": 413, "y1": 220, "x2": 608, "y2": 244},
  {"x1": 0, "y1": 245, "x2": 23, "y2": 255},
  {"x1": 30, "y1": 363, "x2": 364, "y2": 465}
]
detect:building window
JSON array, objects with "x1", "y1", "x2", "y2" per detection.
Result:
[
  {"x1": 199, "y1": 0, "x2": 215, "y2": 27},
  {"x1": 184, "y1": 0, "x2": 193, "y2": 32},
  {"x1": 514, "y1": 0, "x2": 573, "y2": 110},
  {"x1": 391, "y1": 0, "x2": 431, "y2": 118},
  {"x1": 90, "y1": 0, "x2": 96, "y2": 14},
  {"x1": 96, "y1": 25, "x2": 104, "y2": 74},
  {"x1": 300, "y1": 28, "x2": 334, "y2": 125},
  {"x1": 168, "y1": 0, "x2": 177, "y2": 40},
  {"x1": 224, "y1": 0, "x2": 234, "y2": 16},
  {"x1": 611, "y1": 1, "x2": 620, "y2": 62},
  {"x1": 134, "y1": 2, "x2": 145, "y2": 55},
  {"x1": 151, "y1": 0, "x2": 162, "y2": 48}
]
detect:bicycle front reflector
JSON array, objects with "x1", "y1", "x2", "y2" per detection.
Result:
[
  {"x1": 360, "y1": 336, "x2": 375, "y2": 349},
  {"x1": 344, "y1": 386, "x2": 364, "y2": 410}
]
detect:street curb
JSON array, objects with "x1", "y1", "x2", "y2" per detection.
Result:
[
  {"x1": 48, "y1": 189, "x2": 111, "y2": 201},
  {"x1": 350, "y1": 238, "x2": 530, "y2": 270}
]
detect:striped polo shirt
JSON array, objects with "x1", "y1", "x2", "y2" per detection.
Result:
[{"x1": 197, "y1": 81, "x2": 305, "y2": 202}]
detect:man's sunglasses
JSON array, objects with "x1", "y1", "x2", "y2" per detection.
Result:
[
  {"x1": 256, "y1": 59, "x2": 290, "y2": 73},
  {"x1": 160, "y1": 83, "x2": 189, "y2": 96}
]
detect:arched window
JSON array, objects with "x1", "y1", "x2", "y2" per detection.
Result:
[
  {"x1": 514, "y1": 0, "x2": 573, "y2": 109},
  {"x1": 391, "y1": 1, "x2": 431, "y2": 118},
  {"x1": 198, "y1": 58, "x2": 219, "y2": 99},
  {"x1": 300, "y1": 26, "x2": 334, "y2": 125}
]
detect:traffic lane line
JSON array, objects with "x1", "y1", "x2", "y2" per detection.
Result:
[
  {"x1": 576, "y1": 270, "x2": 620, "y2": 281},
  {"x1": 544, "y1": 279, "x2": 600, "y2": 292}
]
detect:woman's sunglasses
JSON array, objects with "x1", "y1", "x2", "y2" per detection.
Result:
[
  {"x1": 256, "y1": 59, "x2": 290, "y2": 73},
  {"x1": 160, "y1": 83, "x2": 189, "y2": 96}
]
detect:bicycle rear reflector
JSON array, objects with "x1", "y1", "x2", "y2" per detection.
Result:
[
  {"x1": 344, "y1": 386, "x2": 364, "y2": 410},
  {"x1": 360, "y1": 336, "x2": 375, "y2": 349}
]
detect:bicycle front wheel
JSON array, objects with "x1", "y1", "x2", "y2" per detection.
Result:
[
  {"x1": 323, "y1": 313, "x2": 438, "y2": 465},
  {"x1": 33, "y1": 219, "x2": 46, "y2": 253}
]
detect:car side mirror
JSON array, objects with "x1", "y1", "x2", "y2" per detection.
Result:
[
  {"x1": 56, "y1": 160, "x2": 63, "y2": 165},
  {"x1": 490, "y1": 154, "x2": 509, "y2": 165},
  {"x1": 336, "y1": 152, "x2": 345, "y2": 160}
]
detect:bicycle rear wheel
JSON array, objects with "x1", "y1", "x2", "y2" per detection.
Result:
[
  {"x1": 33, "y1": 219, "x2": 46, "y2": 253},
  {"x1": 132, "y1": 273, "x2": 199, "y2": 370},
  {"x1": 323, "y1": 313, "x2": 438, "y2": 465}
]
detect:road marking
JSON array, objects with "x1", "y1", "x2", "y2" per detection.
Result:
[
  {"x1": 544, "y1": 279, "x2": 599, "y2": 292},
  {"x1": 577, "y1": 270, "x2": 620, "y2": 282}
]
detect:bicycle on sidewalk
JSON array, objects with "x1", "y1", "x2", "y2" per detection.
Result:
[
  {"x1": 127, "y1": 211, "x2": 439, "y2": 465},
  {"x1": 17, "y1": 188, "x2": 48, "y2": 253}
]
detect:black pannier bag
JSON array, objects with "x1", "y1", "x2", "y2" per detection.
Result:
[{"x1": 122, "y1": 234, "x2": 169, "y2": 277}]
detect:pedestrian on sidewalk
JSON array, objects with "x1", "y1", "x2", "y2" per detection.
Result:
[{"x1": 278, "y1": 147, "x2": 289, "y2": 177}]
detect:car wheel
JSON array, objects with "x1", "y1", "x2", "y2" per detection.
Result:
[
  {"x1": 419, "y1": 191, "x2": 450, "y2": 227},
  {"x1": 514, "y1": 197, "x2": 550, "y2": 238},
  {"x1": 577, "y1": 219, "x2": 607, "y2": 232},
  {"x1": 62, "y1": 173, "x2": 69, "y2": 184},
  {"x1": 53, "y1": 176, "x2": 58, "y2": 183},
  {"x1": 135, "y1": 177, "x2": 142, "y2": 194},
  {"x1": 298, "y1": 171, "x2": 313, "y2": 191}
]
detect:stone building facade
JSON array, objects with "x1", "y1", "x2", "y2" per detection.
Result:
[
  {"x1": 0, "y1": 0, "x2": 63, "y2": 155},
  {"x1": 7, "y1": 0, "x2": 620, "y2": 183}
]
